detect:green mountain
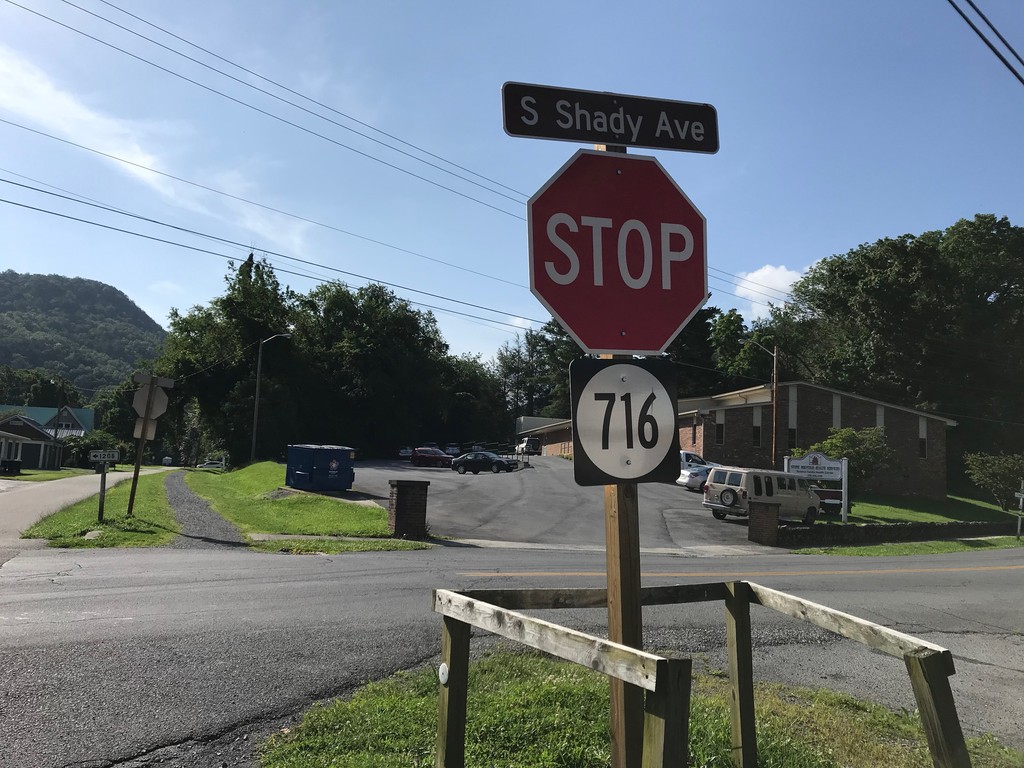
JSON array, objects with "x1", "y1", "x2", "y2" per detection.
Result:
[{"x1": 0, "y1": 270, "x2": 166, "y2": 392}]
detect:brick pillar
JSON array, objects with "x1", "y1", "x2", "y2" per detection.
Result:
[
  {"x1": 389, "y1": 479, "x2": 430, "y2": 539},
  {"x1": 747, "y1": 500, "x2": 781, "y2": 546}
]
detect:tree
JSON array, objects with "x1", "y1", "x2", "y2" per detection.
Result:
[
  {"x1": 662, "y1": 306, "x2": 730, "y2": 397},
  {"x1": 792, "y1": 426, "x2": 893, "y2": 496},
  {"x1": 773, "y1": 214, "x2": 1024, "y2": 483},
  {"x1": 159, "y1": 255, "x2": 296, "y2": 463},
  {"x1": 963, "y1": 453, "x2": 1024, "y2": 512}
]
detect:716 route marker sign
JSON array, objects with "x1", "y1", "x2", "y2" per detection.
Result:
[{"x1": 570, "y1": 358, "x2": 679, "y2": 486}]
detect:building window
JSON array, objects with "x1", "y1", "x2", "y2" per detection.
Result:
[
  {"x1": 691, "y1": 422, "x2": 697, "y2": 445},
  {"x1": 919, "y1": 438, "x2": 927, "y2": 459},
  {"x1": 752, "y1": 425, "x2": 761, "y2": 447},
  {"x1": 715, "y1": 422, "x2": 724, "y2": 445},
  {"x1": 788, "y1": 428, "x2": 797, "y2": 450}
]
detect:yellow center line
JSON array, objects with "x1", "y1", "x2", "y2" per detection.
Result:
[{"x1": 459, "y1": 563, "x2": 1024, "y2": 579}]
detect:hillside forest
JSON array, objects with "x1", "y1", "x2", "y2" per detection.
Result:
[{"x1": 1, "y1": 214, "x2": 1020, "y2": 485}]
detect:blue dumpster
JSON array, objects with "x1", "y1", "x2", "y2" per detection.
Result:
[{"x1": 286, "y1": 444, "x2": 356, "y2": 492}]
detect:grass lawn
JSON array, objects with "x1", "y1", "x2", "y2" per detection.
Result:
[
  {"x1": 801, "y1": 494, "x2": 1021, "y2": 556},
  {"x1": 8, "y1": 467, "x2": 96, "y2": 482},
  {"x1": 22, "y1": 472, "x2": 179, "y2": 547},
  {"x1": 844, "y1": 494, "x2": 1015, "y2": 524},
  {"x1": 248, "y1": 538, "x2": 432, "y2": 555},
  {"x1": 799, "y1": 536, "x2": 1023, "y2": 557},
  {"x1": 185, "y1": 462, "x2": 393, "y2": 538},
  {"x1": 260, "y1": 649, "x2": 1023, "y2": 768}
]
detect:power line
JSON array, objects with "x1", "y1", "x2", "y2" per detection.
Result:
[
  {"x1": 3, "y1": 0, "x2": 526, "y2": 220},
  {"x1": 945, "y1": 0, "x2": 1024, "y2": 88},
  {"x1": 0, "y1": 125, "x2": 793, "y2": 309},
  {"x1": 93, "y1": 0, "x2": 527, "y2": 199},
  {"x1": 54, "y1": 0, "x2": 528, "y2": 206},
  {"x1": 962, "y1": 0, "x2": 1024, "y2": 71},
  {"x1": 0, "y1": 191, "x2": 548, "y2": 330},
  {"x1": 0, "y1": 117, "x2": 524, "y2": 289}
]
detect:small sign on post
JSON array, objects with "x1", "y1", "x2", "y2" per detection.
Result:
[
  {"x1": 89, "y1": 449, "x2": 120, "y2": 523},
  {"x1": 785, "y1": 452, "x2": 850, "y2": 522}
]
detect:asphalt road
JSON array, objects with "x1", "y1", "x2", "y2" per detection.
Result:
[
  {"x1": 0, "y1": 463, "x2": 1021, "y2": 767},
  {"x1": 351, "y1": 456, "x2": 760, "y2": 553}
]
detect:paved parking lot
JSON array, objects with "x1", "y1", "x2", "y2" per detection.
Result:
[{"x1": 349, "y1": 455, "x2": 767, "y2": 554}]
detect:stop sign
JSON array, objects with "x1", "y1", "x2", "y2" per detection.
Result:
[{"x1": 528, "y1": 150, "x2": 707, "y2": 354}]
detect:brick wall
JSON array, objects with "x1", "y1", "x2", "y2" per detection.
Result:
[
  {"x1": 862, "y1": 408, "x2": 947, "y2": 499},
  {"x1": 388, "y1": 479, "x2": 430, "y2": 539},
  {"x1": 747, "y1": 501, "x2": 781, "y2": 546},
  {"x1": 775, "y1": 519, "x2": 1016, "y2": 548}
]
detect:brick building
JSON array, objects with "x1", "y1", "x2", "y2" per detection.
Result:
[
  {"x1": 677, "y1": 381, "x2": 955, "y2": 499},
  {"x1": 517, "y1": 381, "x2": 956, "y2": 499}
]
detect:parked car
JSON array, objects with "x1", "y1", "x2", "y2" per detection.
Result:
[
  {"x1": 444, "y1": 443, "x2": 462, "y2": 456},
  {"x1": 452, "y1": 451, "x2": 517, "y2": 474},
  {"x1": 703, "y1": 466, "x2": 820, "y2": 525},
  {"x1": 410, "y1": 447, "x2": 452, "y2": 467},
  {"x1": 676, "y1": 465, "x2": 711, "y2": 492},
  {"x1": 679, "y1": 451, "x2": 716, "y2": 471},
  {"x1": 197, "y1": 460, "x2": 225, "y2": 469},
  {"x1": 515, "y1": 437, "x2": 541, "y2": 456},
  {"x1": 398, "y1": 446, "x2": 413, "y2": 459}
]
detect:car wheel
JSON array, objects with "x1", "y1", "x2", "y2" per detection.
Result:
[
  {"x1": 472, "y1": 469, "x2": 480, "y2": 475},
  {"x1": 804, "y1": 507, "x2": 818, "y2": 526},
  {"x1": 719, "y1": 488, "x2": 737, "y2": 507},
  {"x1": 491, "y1": 463, "x2": 501, "y2": 474},
  {"x1": 712, "y1": 510, "x2": 728, "y2": 520},
  {"x1": 457, "y1": 465, "x2": 466, "y2": 474}
]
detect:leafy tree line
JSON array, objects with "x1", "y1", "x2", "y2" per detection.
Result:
[
  {"x1": 494, "y1": 214, "x2": 1022, "y2": 492},
  {"x1": 150, "y1": 256, "x2": 513, "y2": 463},
  {"x1": 4, "y1": 214, "x2": 1020, "y2": 492}
]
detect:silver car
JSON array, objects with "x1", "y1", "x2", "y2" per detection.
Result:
[{"x1": 676, "y1": 465, "x2": 710, "y2": 492}]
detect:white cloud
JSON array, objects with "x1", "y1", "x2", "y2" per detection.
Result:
[
  {"x1": 147, "y1": 280, "x2": 183, "y2": 297},
  {"x1": 735, "y1": 264, "x2": 802, "y2": 320},
  {"x1": 0, "y1": 44, "x2": 192, "y2": 203},
  {"x1": 210, "y1": 169, "x2": 312, "y2": 255},
  {"x1": 508, "y1": 316, "x2": 534, "y2": 330},
  {"x1": 0, "y1": 45, "x2": 303, "y2": 252}
]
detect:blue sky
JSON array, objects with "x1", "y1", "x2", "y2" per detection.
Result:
[{"x1": 1, "y1": 1, "x2": 1022, "y2": 360}]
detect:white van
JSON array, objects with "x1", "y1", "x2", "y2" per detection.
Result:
[
  {"x1": 703, "y1": 466, "x2": 820, "y2": 525},
  {"x1": 516, "y1": 437, "x2": 541, "y2": 456}
]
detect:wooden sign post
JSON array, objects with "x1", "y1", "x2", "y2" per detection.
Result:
[{"x1": 514, "y1": 86, "x2": 715, "y2": 767}]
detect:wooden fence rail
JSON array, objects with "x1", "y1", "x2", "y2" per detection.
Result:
[{"x1": 432, "y1": 581, "x2": 970, "y2": 768}]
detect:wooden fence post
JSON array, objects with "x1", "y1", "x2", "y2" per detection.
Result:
[
  {"x1": 436, "y1": 615, "x2": 471, "y2": 768},
  {"x1": 725, "y1": 581, "x2": 758, "y2": 768},
  {"x1": 904, "y1": 649, "x2": 972, "y2": 768},
  {"x1": 641, "y1": 657, "x2": 692, "y2": 768}
]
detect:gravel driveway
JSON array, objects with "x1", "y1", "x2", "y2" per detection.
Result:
[{"x1": 163, "y1": 471, "x2": 248, "y2": 550}]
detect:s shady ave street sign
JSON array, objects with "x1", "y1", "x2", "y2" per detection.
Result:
[{"x1": 502, "y1": 82, "x2": 719, "y2": 153}]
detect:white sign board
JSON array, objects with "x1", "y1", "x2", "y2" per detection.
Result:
[
  {"x1": 133, "y1": 418, "x2": 157, "y2": 441},
  {"x1": 89, "y1": 449, "x2": 120, "y2": 463},
  {"x1": 787, "y1": 451, "x2": 843, "y2": 480}
]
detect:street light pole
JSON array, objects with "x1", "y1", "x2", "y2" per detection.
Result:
[
  {"x1": 741, "y1": 339, "x2": 779, "y2": 468},
  {"x1": 250, "y1": 333, "x2": 292, "y2": 464}
]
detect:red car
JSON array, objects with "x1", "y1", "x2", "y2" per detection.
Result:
[{"x1": 410, "y1": 447, "x2": 452, "y2": 467}]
